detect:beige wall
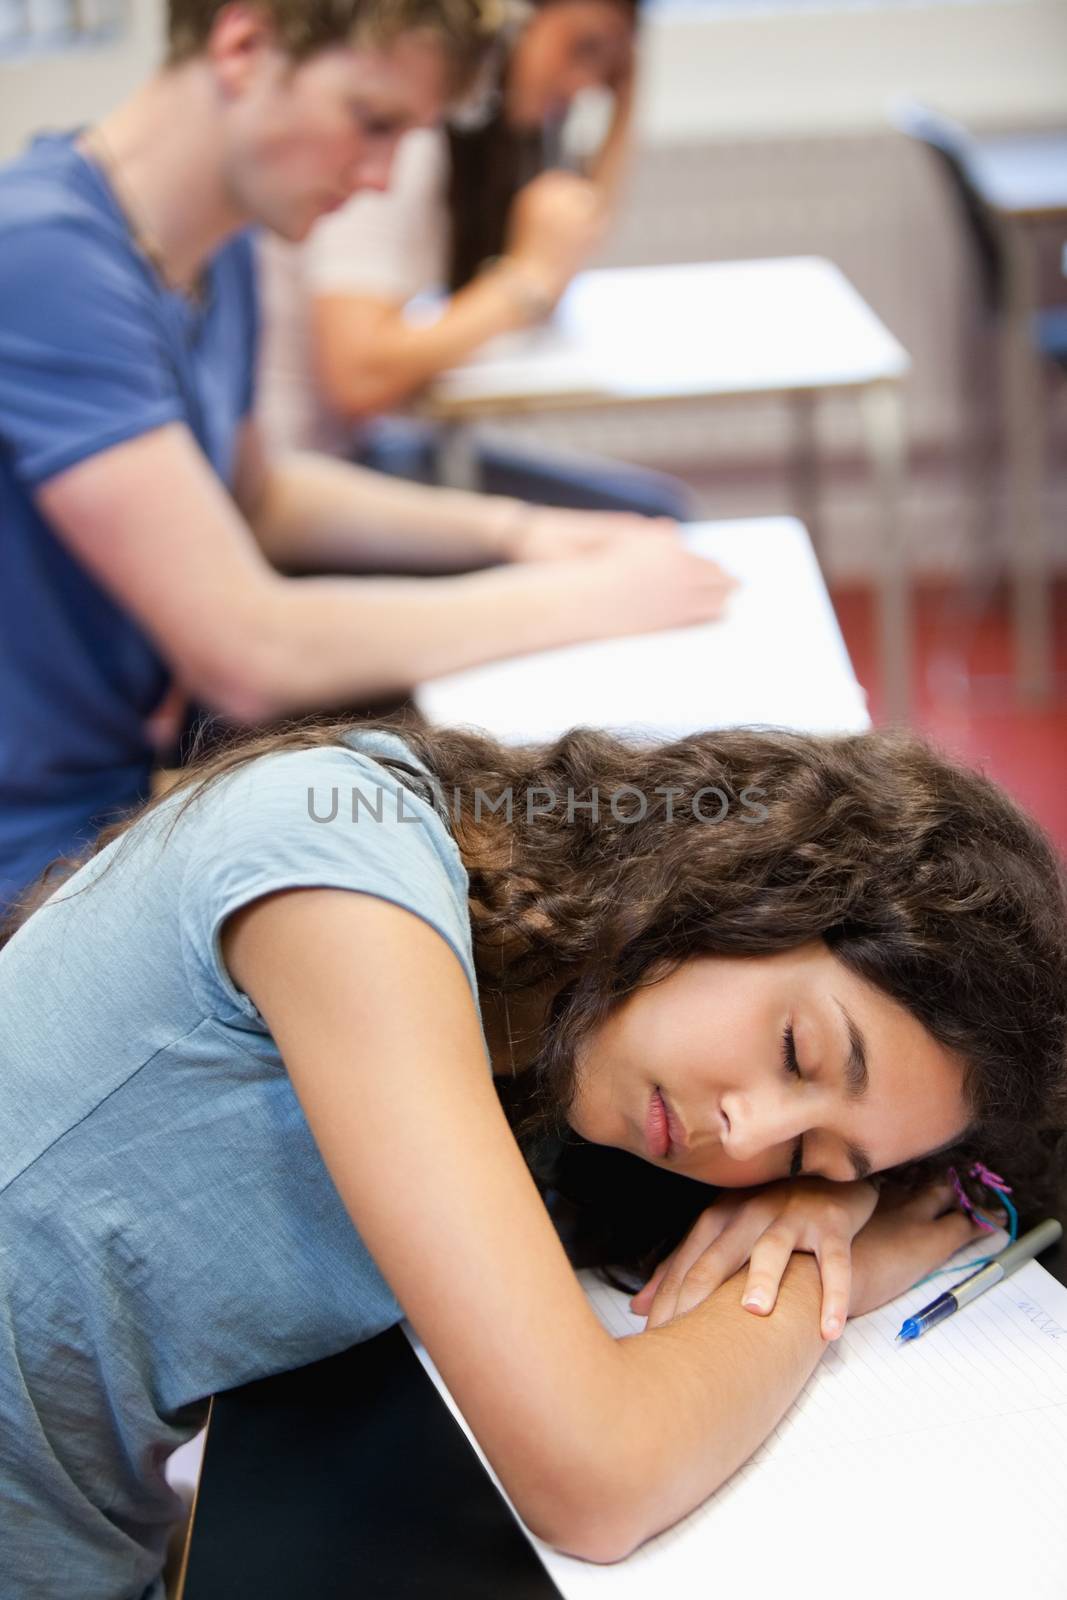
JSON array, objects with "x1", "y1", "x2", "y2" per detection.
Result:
[
  {"x1": 2, "y1": 0, "x2": 1064, "y2": 161},
  {"x1": 639, "y1": 0, "x2": 1067, "y2": 140},
  {"x1": 0, "y1": 0, "x2": 163, "y2": 160}
]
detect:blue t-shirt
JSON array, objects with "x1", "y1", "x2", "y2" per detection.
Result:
[
  {"x1": 0, "y1": 728, "x2": 488, "y2": 1599},
  {"x1": 0, "y1": 131, "x2": 259, "y2": 911}
]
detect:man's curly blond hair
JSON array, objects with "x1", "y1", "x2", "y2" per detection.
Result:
[{"x1": 167, "y1": 0, "x2": 505, "y2": 93}]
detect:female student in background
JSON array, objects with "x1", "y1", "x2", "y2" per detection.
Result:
[
  {"x1": 0, "y1": 0, "x2": 731, "y2": 915},
  {"x1": 258, "y1": 0, "x2": 692, "y2": 515},
  {"x1": 1, "y1": 714, "x2": 1064, "y2": 1596}
]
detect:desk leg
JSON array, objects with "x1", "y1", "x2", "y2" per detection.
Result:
[
  {"x1": 1002, "y1": 221, "x2": 1051, "y2": 703},
  {"x1": 435, "y1": 421, "x2": 482, "y2": 492},
  {"x1": 861, "y1": 382, "x2": 911, "y2": 725},
  {"x1": 170, "y1": 1401, "x2": 211, "y2": 1599},
  {"x1": 789, "y1": 389, "x2": 822, "y2": 564}
]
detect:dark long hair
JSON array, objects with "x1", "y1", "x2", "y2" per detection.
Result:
[
  {"x1": 6, "y1": 712, "x2": 1066, "y2": 1290},
  {"x1": 446, "y1": 0, "x2": 640, "y2": 289}
]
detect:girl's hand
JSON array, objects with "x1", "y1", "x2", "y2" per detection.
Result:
[
  {"x1": 848, "y1": 1181, "x2": 992, "y2": 1317},
  {"x1": 505, "y1": 171, "x2": 608, "y2": 300},
  {"x1": 630, "y1": 1177, "x2": 879, "y2": 1341}
]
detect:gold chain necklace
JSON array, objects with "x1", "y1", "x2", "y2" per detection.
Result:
[{"x1": 82, "y1": 124, "x2": 204, "y2": 307}]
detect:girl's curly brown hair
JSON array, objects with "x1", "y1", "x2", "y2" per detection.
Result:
[
  {"x1": 413, "y1": 715, "x2": 1067, "y2": 1282},
  {"x1": 6, "y1": 712, "x2": 1066, "y2": 1289}
]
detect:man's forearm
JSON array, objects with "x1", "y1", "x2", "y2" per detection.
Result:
[
  {"x1": 249, "y1": 450, "x2": 523, "y2": 574},
  {"x1": 221, "y1": 559, "x2": 610, "y2": 719},
  {"x1": 607, "y1": 1256, "x2": 826, "y2": 1555}
]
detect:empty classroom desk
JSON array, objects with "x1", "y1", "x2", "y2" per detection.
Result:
[{"x1": 421, "y1": 259, "x2": 910, "y2": 723}]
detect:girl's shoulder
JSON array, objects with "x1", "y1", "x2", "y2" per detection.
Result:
[{"x1": 170, "y1": 734, "x2": 477, "y2": 1030}]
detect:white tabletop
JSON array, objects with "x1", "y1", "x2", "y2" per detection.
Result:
[
  {"x1": 965, "y1": 131, "x2": 1067, "y2": 222},
  {"x1": 417, "y1": 517, "x2": 871, "y2": 742},
  {"x1": 424, "y1": 258, "x2": 910, "y2": 418}
]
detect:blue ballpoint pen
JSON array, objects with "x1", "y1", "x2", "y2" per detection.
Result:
[{"x1": 895, "y1": 1217, "x2": 1062, "y2": 1342}]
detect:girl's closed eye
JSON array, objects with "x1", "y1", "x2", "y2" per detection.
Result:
[
  {"x1": 781, "y1": 1024, "x2": 806, "y2": 1177},
  {"x1": 781, "y1": 1023, "x2": 802, "y2": 1079}
]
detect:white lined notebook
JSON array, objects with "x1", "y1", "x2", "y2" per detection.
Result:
[{"x1": 404, "y1": 1235, "x2": 1067, "y2": 1599}]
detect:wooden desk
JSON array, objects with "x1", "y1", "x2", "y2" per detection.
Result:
[
  {"x1": 417, "y1": 516, "x2": 871, "y2": 741},
  {"x1": 422, "y1": 258, "x2": 911, "y2": 723},
  {"x1": 963, "y1": 130, "x2": 1067, "y2": 702}
]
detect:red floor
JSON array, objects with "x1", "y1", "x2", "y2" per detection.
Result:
[{"x1": 830, "y1": 578, "x2": 1067, "y2": 858}]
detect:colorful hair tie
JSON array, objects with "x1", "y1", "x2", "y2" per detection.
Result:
[{"x1": 911, "y1": 1160, "x2": 1019, "y2": 1288}]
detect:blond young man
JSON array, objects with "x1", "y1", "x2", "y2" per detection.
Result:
[{"x1": 0, "y1": 0, "x2": 733, "y2": 912}]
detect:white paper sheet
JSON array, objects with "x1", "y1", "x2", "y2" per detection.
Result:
[
  {"x1": 404, "y1": 1236, "x2": 1067, "y2": 1599},
  {"x1": 418, "y1": 519, "x2": 871, "y2": 742}
]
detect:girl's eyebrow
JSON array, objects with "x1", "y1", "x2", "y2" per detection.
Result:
[{"x1": 831, "y1": 997, "x2": 870, "y2": 1101}]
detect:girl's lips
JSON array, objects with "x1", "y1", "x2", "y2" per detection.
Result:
[
  {"x1": 646, "y1": 1087, "x2": 689, "y2": 1160},
  {"x1": 661, "y1": 1089, "x2": 690, "y2": 1155},
  {"x1": 645, "y1": 1086, "x2": 670, "y2": 1159}
]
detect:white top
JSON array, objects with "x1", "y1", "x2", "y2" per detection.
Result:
[
  {"x1": 417, "y1": 516, "x2": 871, "y2": 740},
  {"x1": 424, "y1": 258, "x2": 910, "y2": 417},
  {"x1": 256, "y1": 128, "x2": 450, "y2": 457}
]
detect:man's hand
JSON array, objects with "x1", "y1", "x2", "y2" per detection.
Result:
[
  {"x1": 499, "y1": 503, "x2": 678, "y2": 564},
  {"x1": 566, "y1": 534, "x2": 738, "y2": 637}
]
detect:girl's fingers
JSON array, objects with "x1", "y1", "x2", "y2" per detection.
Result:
[
  {"x1": 645, "y1": 1212, "x2": 762, "y2": 1329},
  {"x1": 738, "y1": 1227, "x2": 797, "y2": 1319},
  {"x1": 629, "y1": 1254, "x2": 672, "y2": 1316},
  {"x1": 630, "y1": 1206, "x2": 729, "y2": 1318},
  {"x1": 933, "y1": 1208, "x2": 992, "y2": 1257},
  {"x1": 895, "y1": 1179, "x2": 957, "y2": 1222},
  {"x1": 656, "y1": 1229, "x2": 754, "y2": 1327},
  {"x1": 918, "y1": 1180, "x2": 958, "y2": 1219},
  {"x1": 814, "y1": 1237, "x2": 852, "y2": 1340},
  {"x1": 898, "y1": 1208, "x2": 991, "y2": 1292}
]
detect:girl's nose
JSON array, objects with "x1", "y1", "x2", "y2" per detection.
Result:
[{"x1": 720, "y1": 1090, "x2": 803, "y2": 1164}]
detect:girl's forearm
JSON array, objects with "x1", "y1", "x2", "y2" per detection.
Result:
[
  {"x1": 313, "y1": 271, "x2": 536, "y2": 419},
  {"x1": 587, "y1": 76, "x2": 636, "y2": 212},
  {"x1": 599, "y1": 1256, "x2": 825, "y2": 1558}
]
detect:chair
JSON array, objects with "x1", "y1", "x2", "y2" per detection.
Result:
[
  {"x1": 892, "y1": 99, "x2": 1067, "y2": 368},
  {"x1": 890, "y1": 101, "x2": 1067, "y2": 703}
]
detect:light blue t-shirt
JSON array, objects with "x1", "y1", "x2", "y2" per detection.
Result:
[
  {"x1": 0, "y1": 729, "x2": 486, "y2": 1600},
  {"x1": 0, "y1": 130, "x2": 259, "y2": 911}
]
